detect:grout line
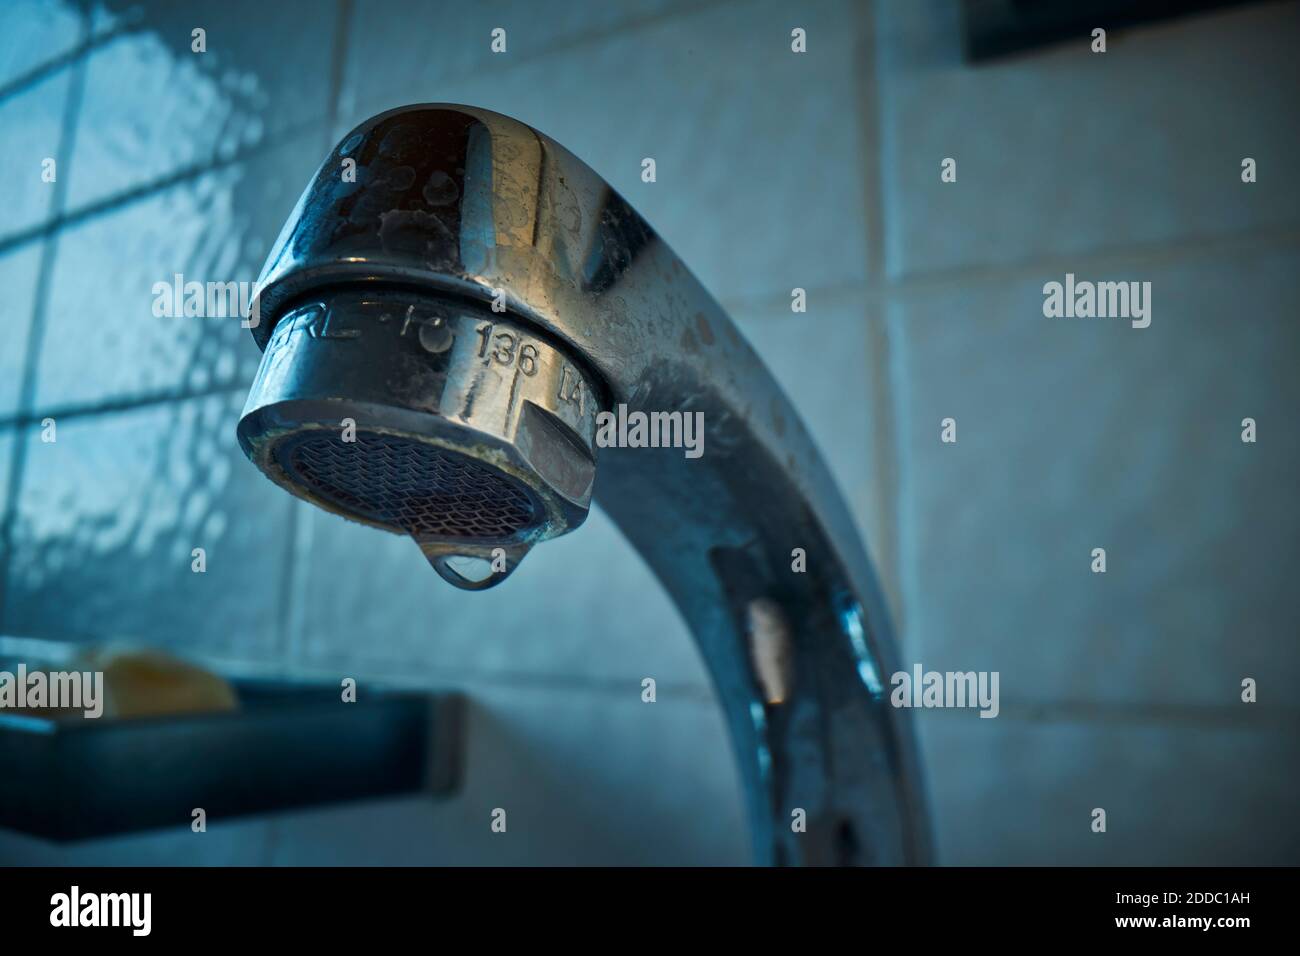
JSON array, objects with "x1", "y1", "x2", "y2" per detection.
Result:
[
  {"x1": 273, "y1": 0, "x2": 356, "y2": 672},
  {"x1": 0, "y1": 19, "x2": 131, "y2": 105},
  {"x1": 0, "y1": 632, "x2": 724, "y2": 705},
  {"x1": 327, "y1": 0, "x2": 353, "y2": 134},
  {"x1": 916, "y1": 697, "x2": 1300, "y2": 731},
  {"x1": 203, "y1": 650, "x2": 724, "y2": 704},
  {"x1": 716, "y1": 223, "x2": 1300, "y2": 317},
  {"x1": 854, "y1": 0, "x2": 905, "y2": 632},
  {"x1": 719, "y1": 277, "x2": 873, "y2": 316},
  {"x1": 856, "y1": 1, "x2": 888, "y2": 289},
  {"x1": 0, "y1": 113, "x2": 326, "y2": 258},
  {"x1": 260, "y1": 818, "x2": 282, "y2": 867},
  {"x1": 0, "y1": 15, "x2": 89, "y2": 626},
  {"x1": 280, "y1": 502, "x2": 314, "y2": 666},
  {"x1": 341, "y1": 0, "x2": 746, "y2": 135},
  {"x1": 0, "y1": 382, "x2": 247, "y2": 431},
  {"x1": 884, "y1": 223, "x2": 1300, "y2": 298},
  {"x1": 870, "y1": 0, "x2": 917, "y2": 652},
  {"x1": 502, "y1": 0, "x2": 746, "y2": 70},
  {"x1": 880, "y1": 284, "x2": 915, "y2": 651}
]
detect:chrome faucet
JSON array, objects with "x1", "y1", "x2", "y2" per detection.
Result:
[{"x1": 237, "y1": 104, "x2": 930, "y2": 865}]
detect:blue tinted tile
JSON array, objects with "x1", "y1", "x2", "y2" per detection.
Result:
[
  {"x1": 920, "y1": 714, "x2": 1300, "y2": 864},
  {"x1": 66, "y1": 0, "x2": 338, "y2": 210},
  {"x1": 339, "y1": 0, "x2": 873, "y2": 304},
  {"x1": 0, "y1": 0, "x2": 83, "y2": 88},
  {"x1": 734, "y1": 291, "x2": 899, "y2": 613},
  {"x1": 0, "y1": 244, "x2": 42, "y2": 417},
  {"x1": 88, "y1": 1, "x2": 146, "y2": 36},
  {"x1": 34, "y1": 140, "x2": 320, "y2": 411},
  {"x1": 340, "y1": 0, "x2": 685, "y2": 121},
  {"x1": 0, "y1": 428, "x2": 12, "y2": 515},
  {"x1": 3, "y1": 391, "x2": 292, "y2": 659},
  {"x1": 290, "y1": 500, "x2": 713, "y2": 688},
  {"x1": 0, "y1": 69, "x2": 71, "y2": 242},
  {"x1": 876, "y1": 1, "x2": 1300, "y2": 277},
  {"x1": 0, "y1": 817, "x2": 270, "y2": 864},
  {"x1": 265, "y1": 680, "x2": 748, "y2": 865},
  {"x1": 889, "y1": 247, "x2": 1300, "y2": 707}
]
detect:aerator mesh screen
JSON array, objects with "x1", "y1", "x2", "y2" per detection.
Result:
[{"x1": 278, "y1": 431, "x2": 538, "y2": 539}]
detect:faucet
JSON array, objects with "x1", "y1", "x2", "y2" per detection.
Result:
[{"x1": 236, "y1": 104, "x2": 931, "y2": 865}]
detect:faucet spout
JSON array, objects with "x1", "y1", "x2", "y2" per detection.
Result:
[{"x1": 237, "y1": 104, "x2": 931, "y2": 865}]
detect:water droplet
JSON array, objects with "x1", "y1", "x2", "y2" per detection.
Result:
[{"x1": 417, "y1": 317, "x2": 452, "y2": 354}]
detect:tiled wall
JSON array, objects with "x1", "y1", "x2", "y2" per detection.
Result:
[{"x1": 0, "y1": 0, "x2": 1296, "y2": 865}]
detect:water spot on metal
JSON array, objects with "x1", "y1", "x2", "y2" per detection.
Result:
[
  {"x1": 423, "y1": 170, "x2": 459, "y2": 205},
  {"x1": 695, "y1": 312, "x2": 715, "y2": 346}
]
